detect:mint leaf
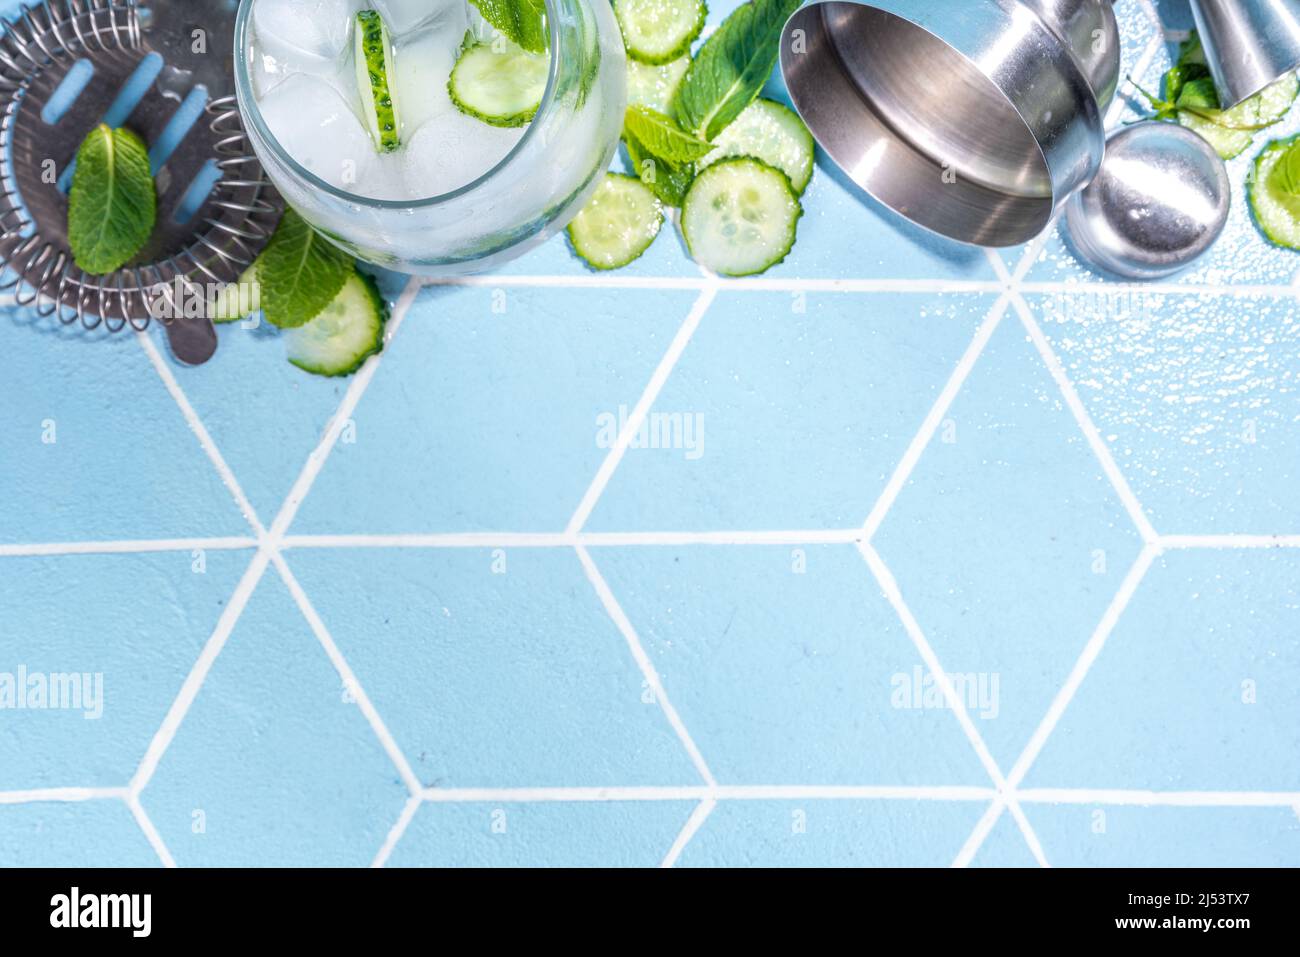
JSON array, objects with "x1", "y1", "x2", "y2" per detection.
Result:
[
  {"x1": 624, "y1": 106, "x2": 714, "y2": 163},
  {"x1": 256, "y1": 209, "x2": 352, "y2": 329},
  {"x1": 470, "y1": 0, "x2": 547, "y2": 54},
  {"x1": 624, "y1": 131, "x2": 695, "y2": 207},
  {"x1": 1163, "y1": 64, "x2": 1209, "y2": 104},
  {"x1": 674, "y1": 0, "x2": 801, "y2": 140},
  {"x1": 1175, "y1": 76, "x2": 1219, "y2": 111},
  {"x1": 1269, "y1": 139, "x2": 1300, "y2": 199},
  {"x1": 1145, "y1": 31, "x2": 1211, "y2": 119},
  {"x1": 1177, "y1": 32, "x2": 1207, "y2": 68},
  {"x1": 68, "y1": 124, "x2": 156, "y2": 275}
]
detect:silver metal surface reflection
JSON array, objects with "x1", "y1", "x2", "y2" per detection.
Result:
[
  {"x1": 1191, "y1": 0, "x2": 1300, "y2": 108},
  {"x1": 778, "y1": 0, "x2": 1119, "y2": 247},
  {"x1": 1065, "y1": 121, "x2": 1230, "y2": 280}
]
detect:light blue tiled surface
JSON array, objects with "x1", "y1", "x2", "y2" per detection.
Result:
[{"x1": 2, "y1": 0, "x2": 1299, "y2": 868}]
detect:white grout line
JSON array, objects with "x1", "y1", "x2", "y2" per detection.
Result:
[
  {"x1": 417, "y1": 271, "x2": 1300, "y2": 299},
  {"x1": 1019, "y1": 281, "x2": 1300, "y2": 298},
  {"x1": 0, "y1": 786, "x2": 128, "y2": 804},
  {"x1": 128, "y1": 548, "x2": 272, "y2": 795},
  {"x1": 951, "y1": 800, "x2": 1006, "y2": 868},
  {"x1": 1006, "y1": 800, "x2": 1051, "y2": 868},
  {"x1": 1159, "y1": 534, "x2": 1300, "y2": 549},
  {"x1": 283, "y1": 532, "x2": 575, "y2": 549},
  {"x1": 1011, "y1": 293, "x2": 1160, "y2": 544},
  {"x1": 0, "y1": 537, "x2": 258, "y2": 557},
  {"x1": 574, "y1": 545, "x2": 717, "y2": 788},
  {"x1": 858, "y1": 542, "x2": 1050, "y2": 863},
  {"x1": 423, "y1": 274, "x2": 1010, "y2": 293},
  {"x1": 861, "y1": 295, "x2": 1010, "y2": 539},
  {"x1": 661, "y1": 798, "x2": 717, "y2": 868},
  {"x1": 984, "y1": 247, "x2": 1013, "y2": 286},
  {"x1": 6, "y1": 781, "x2": 1296, "y2": 808},
  {"x1": 1005, "y1": 544, "x2": 1160, "y2": 793},
  {"x1": 417, "y1": 784, "x2": 997, "y2": 802},
  {"x1": 1108, "y1": 31, "x2": 1167, "y2": 129},
  {"x1": 267, "y1": 276, "x2": 423, "y2": 542},
  {"x1": 566, "y1": 284, "x2": 718, "y2": 535},
  {"x1": 1009, "y1": 218, "x2": 1059, "y2": 286},
  {"x1": 272, "y1": 552, "x2": 423, "y2": 796},
  {"x1": 951, "y1": 544, "x2": 1159, "y2": 865},
  {"x1": 856, "y1": 545, "x2": 1008, "y2": 789},
  {"x1": 371, "y1": 795, "x2": 423, "y2": 868},
  {"x1": 1134, "y1": 0, "x2": 1163, "y2": 33},
  {"x1": 281, "y1": 529, "x2": 866, "y2": 549},
  {"x1": 1017, "y1": 789, "x2": 1300, "y2": 807},
  {"x1": 126, "y1": 793, "x2": 177, "y2": 868},
  {"x1": 579, "y1": 529, "x2": 865, "y2": 546},
  {"x1": 136, "y1": 330, "x2": 268, "y2": 540},
  {"x1": 16, "y1": 529, "x2": 1299, "y2": 560}
]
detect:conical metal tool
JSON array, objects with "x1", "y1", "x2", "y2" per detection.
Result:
[{"x1": 1191, "y1": 0, "x2": 1300, "y2": 108}]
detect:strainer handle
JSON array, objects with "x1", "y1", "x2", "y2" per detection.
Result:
[{"x1": 162, "y1": 316, "x2": 218, "y2": 365}]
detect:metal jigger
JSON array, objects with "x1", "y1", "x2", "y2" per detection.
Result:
[{"x1": 1191, "y1": 0, "x2": 1300, "y2": 108}]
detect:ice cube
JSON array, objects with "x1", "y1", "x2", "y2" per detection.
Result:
[
  {"x1": 258, "y1": 73, "x2": 381, "y2": 193},
  {"x1": 374, "y1": 0, "x2": 449, "y2": 35},
  {"x1": 251, "y1": 49, "x2": 290, "y2": 98},
  {"x1": 402, "y1": 112, "x2": 525, "y2": 199},
  {"x1": 393, "y1": 8, "x2": 466, "y2": 132},
  {"x1": 362, "y1": 153, "x2": 412, "y2": 201},
  {"x1": 252, "y1": 0, "x2": 356, "y2": 70}
]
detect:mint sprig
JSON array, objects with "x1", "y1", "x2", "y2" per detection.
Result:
[
  {"x1": 624, "y1": 130, "x2": 695, "y2": 207},
  {"x1": 68, "y1": 124, "x2": 156, "y2": 275},
  {"x1": 624, "y1": 106, "x2": 714, "y2": 164},
  {"x1": 470, "y1": 0, "x2": 547, "y2": 54},
  {"x1": 1175, "y1": 76, "x2": 1218, "y2": 112},
  {"x1": 256, "y1": 209, "x2": 352, "y2": 329},
  {"x1": 673, "y1": 0, "x2": 801, "y2": 141}
]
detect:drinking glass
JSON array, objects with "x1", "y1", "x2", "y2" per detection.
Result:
[{"x1": 233, "y1": 0, "x2": 626, "y2": 274}]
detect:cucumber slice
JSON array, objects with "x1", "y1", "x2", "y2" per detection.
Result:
[
  {"x1": 1201, "y1": 72, "x2": 1300, "y2": 128},
  {"x1": 285, "y1": 269, "x2": 388, "y2": 377},
  {"x1": 356, "y1": 10, "x2": 402, "y2": 153},
  {"x1": 626, "y1": 55, "x2": 689, "y2": 115},
  {"x1": 567, "y1": 173, "x2": 664, "y2": 269},
  {"x1": 1178, "y1": 110, "x2": 1255, "y2": 159},
  {"x1": 614, "y1": 0, "x2": 706, "y2": 66},
  {"x1": 449, "y1": 40, "x2": 550, "y2": 128},
  {"x1": 1248, "y1": 135, "x2": 1300, "y2": 249},
  {"x1": 1249, "y1": 72, "x2": 1299, "y2": 125},
  {"x1": 1177, "y1": 73, "x2": 1299, "y2": 158},
  {"x1": 697, "y1": 98, "x2": 815, "y2": 194},
  {"x1": 681, "y1": 157, "x2": 801, "y2": 276},
  {"x1": 208, "y1": 263, "x2": 261, "y2": 323}
]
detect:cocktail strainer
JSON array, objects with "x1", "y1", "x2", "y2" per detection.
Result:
[{"x1": 0, "y1": 0, "x2": 280, "y2": 364}]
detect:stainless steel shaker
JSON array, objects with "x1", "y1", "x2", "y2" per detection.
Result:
[{"x1": 779, "y1": 0, "x2": 1120, "y2": 247}]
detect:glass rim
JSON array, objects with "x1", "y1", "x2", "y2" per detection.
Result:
[{"x1": 232, "y1": 0, "x2": 563, "y2": 211}]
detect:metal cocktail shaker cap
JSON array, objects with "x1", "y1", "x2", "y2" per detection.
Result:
[
  {"x1": 1191, "y1": 0, "x2": 1300, "y2": 109},
  {"x1": 778, "y1": 0, "x2": 1120, "y2": 247}
]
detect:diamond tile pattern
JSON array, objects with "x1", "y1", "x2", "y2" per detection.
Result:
[
  {"x1": 874, "y1": 318, "x2": 1145, "y2": 769},
  {"x1": 2, "y1": 0, "x2": 1299, "y2": 868},
  {"x1": 138, "y1": 571, "x2": 409, "y2": 866}
]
